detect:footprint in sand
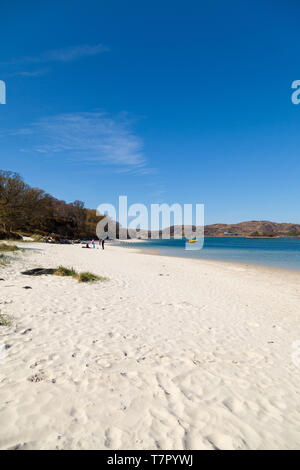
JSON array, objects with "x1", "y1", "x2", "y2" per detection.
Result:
[
  {"x1": 28, "y1": 371, "x2": 47, "y2": 383},
  {"x1": 89, "y1": 351, "x2": 126, "y2": 371},
  {"x1": 104, "y1": 427, "x2": 122, "y2": 449},
  {"x1": 223, "y1": 397, "x2": 245, "y2": 414},
  {"x1": 30, "y1": 359, "x2": 47, "y2": 369},
  {"x1": 206, "y1": 432, "x2": 235, "y2": 450}
]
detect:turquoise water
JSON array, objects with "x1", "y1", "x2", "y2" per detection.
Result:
[{"x1": 126, "y1": 237, "x2": 300, "y2": 270}]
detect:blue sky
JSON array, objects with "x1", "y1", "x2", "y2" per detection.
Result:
[{"x1": 1, "y1": 0, "x2": 300, "y2": 225}]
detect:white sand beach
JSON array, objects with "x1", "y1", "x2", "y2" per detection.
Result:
[{"x1": 1, "y1": 242, "x2": 300, "y2": 450}]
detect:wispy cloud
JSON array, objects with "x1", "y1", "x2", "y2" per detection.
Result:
[
  {"x1": 6, "y1": 44, "x2": 108, "y2": 66},
  {"x1": 14, "y1": 112, "x2": 153, "y2": 174},
  {"x1": 6, "y1": 68, "x2": 49, "y2": 78}
]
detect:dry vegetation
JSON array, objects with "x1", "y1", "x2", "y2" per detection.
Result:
[
  {"x1": 54, "y1": 265, "x2": 108, "y2": 283},
  {"x1": 0, "y1": 243, "x2": 20, "y2": 252},
  {"x1": 0, "y1": 313, "x2": 12, "y2": 327},
  {"x1": 0, "y1": 254, "x2": 10, "y2": 266}
]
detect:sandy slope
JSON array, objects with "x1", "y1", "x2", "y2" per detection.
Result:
[{"x1": 0, "y1": 242, "x2": 300, "y2": 450}]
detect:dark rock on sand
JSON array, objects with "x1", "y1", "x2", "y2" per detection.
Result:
[
  {"x1": 21, "y1": 268, "x2": 55, "y2": 276},
  {"x1": 22, "y1": 328, "x2": 32, "y2": 335}
]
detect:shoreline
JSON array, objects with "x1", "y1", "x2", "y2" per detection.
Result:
[
  {"x1": 7, "y1": 237, "x2": 300, "y2": 277},
  {"x1": 117, "y1": 241, "x2": 300, "y2": 277}
]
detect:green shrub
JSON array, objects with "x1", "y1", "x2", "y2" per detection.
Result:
[
  {"x1": 77, "y1": 272, "x2": 108, "y2": 283},
  {"x1": 53, "y1": 266, "x2": 108, "y2": 283},
  {"x1": 0, "y1": 243, "x2": 20, "y2": 252},
  {"x1": 54, "y1": 266, "x2": 78, "y2": 278},
  {"x1": 0, "y1": 313, "x2": 12, "y2": 327},
  {"x1": 0, "y1": 254, "x2": 10, "y2": 266}
]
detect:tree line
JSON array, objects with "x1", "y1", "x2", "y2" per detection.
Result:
[{"x1": 0, "y1": 170, "x2": 104, "y2": 240}]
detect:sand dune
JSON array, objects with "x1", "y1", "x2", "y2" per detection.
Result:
[{"x1": 0, "y1": 243, "x2": 300, "y2": 450}]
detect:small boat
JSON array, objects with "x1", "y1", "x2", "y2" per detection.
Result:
[{"x1": 187, "y1": 239, "x2": 197, "y2": 243}]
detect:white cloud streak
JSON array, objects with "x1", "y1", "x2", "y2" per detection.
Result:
[
  {"x1": 15, "y1": 112, "x2": 153, "y2": 174},
  {"x1": 0, "y1": 44, "x2": 109, "y2": 66},
  {"x1": 6, "y1": 68, "x2": 49, "y2": 78},
  {"x1": 4, "y1": 44, "x2": 108, "y2": 66}
]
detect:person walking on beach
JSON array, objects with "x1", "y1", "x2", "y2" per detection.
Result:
[{"x1": 92, "y1": 240, "x2": 95, "y2": 249}]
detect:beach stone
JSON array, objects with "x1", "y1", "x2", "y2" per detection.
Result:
[
  {"x1": 23, "y1": 286, "x2": 32, "y2": 289},
  {"x1": 22, "y1": 328, "x2": 32, "y2": 335},
  {"x1": 21, "y1": 268, "x2": 55, "y2": 276}
]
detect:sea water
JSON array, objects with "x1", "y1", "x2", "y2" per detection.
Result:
[{"x1": 126, "y1": 237, "x2": 300, "y2": 270}]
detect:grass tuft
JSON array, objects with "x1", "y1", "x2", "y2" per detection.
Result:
[
  {"x1": 0, "y1": 313, "x2": 12, "y2": 327},
  {"x1": 54, "y1": 266, "x2": 78, "y2": 278},
  {"x1": 0, "y1": 243, "x2": 20, "y2": 252},
  {"x1": 53, "y1": 266, "x2": 108, "y2": 283},
  {"x1": 77, "y1": 272, "x2": 108, "y2": 283},
  {"x1": 0, "y1": 254, "x2": 10, "y2": 266},
  {"x1": 32, "y1": 234, "x2": 44, "y2": 242}
]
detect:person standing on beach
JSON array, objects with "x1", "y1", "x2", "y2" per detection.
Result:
[
  {"x1": 102, "y1": 239, "x2": 105, "y2": 250},
  {"x1": 92, "y1": 240, "x2": 95, "y2": 249}
]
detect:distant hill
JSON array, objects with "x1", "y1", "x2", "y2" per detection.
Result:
[
  {"x1": 134, "y1": 221, "x2": 300, "y2": 239},
  {"x1": 204, "y1": 221, "x2": 300, "y2": 237}
]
